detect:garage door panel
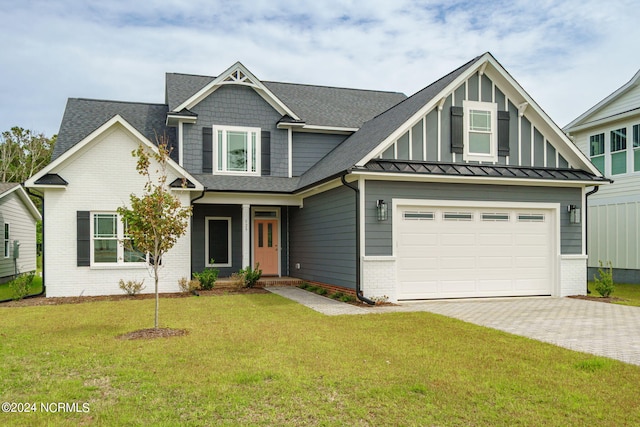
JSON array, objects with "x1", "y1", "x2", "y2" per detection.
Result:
[{"x1": 396, "y1": 205, "x2": 554, "y2": 300}]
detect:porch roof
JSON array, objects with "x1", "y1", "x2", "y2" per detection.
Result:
[{"x1": 194, "y1": 174, "x2": 300, "y2": 193}]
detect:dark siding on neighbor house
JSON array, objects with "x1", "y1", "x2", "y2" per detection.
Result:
[
  {"x1": 364, "y1": 180, "x2": 582, "y2": 256},
  {"x1": 191, "y1": 204, "x2": 243, "y2": 277},
  {"x1": 292, "y1": 132, "x2": 348, "y2": 176},
  {"x1": 181, "y1": 85, "x2": 288, "y2": 177},
  {"x1": 289, "y1": 185, "x2": 356, "y2": 289}
]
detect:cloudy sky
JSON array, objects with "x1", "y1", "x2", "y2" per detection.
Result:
[{"x1": 2, "y1": 0, "x2": 638, "y2": 137}]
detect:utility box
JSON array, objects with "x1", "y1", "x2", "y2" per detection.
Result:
[{"x1": 12, "y1": 240, "x2": 19, "y2": 259}]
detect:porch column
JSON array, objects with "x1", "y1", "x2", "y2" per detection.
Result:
[{"x1": 242, "y1": 204, "x2": 250, "y2": 268}]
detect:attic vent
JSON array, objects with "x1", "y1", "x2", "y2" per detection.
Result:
[{"x1": 224, "y1": 70, "x2": 248, "y2": 83}]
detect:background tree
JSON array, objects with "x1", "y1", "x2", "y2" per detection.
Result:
[
  {"x1": 0, "y1": 127, "x2": 56, "y2": 182},
  {"x1": 117, "y1": 137, "x2": 191, "y2": 329}
]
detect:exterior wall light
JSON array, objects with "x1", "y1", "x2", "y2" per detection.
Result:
[
  {"x1": 376, "y1": 199, "x2": 388, "y2": 221},
  {"x1": 568, "y1": 204, "x2": 581, "y2": 224}
]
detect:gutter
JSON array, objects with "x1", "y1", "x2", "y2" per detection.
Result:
[
  {"x1": 341, "y1": 173, "x2": 375, "y2": 305},
  {"x1": 584, "y1": 185, "x2": 600, "y2": 293}
]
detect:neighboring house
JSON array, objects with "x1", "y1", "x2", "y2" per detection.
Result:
[
  {"x1": 26, "y1": 52, "x2": 607, "y2": 301},
  {"x1": 0, "y1": 183, "x2": 41, "y2": 283},
  {"x1": 565, "y1": 69, "x2": 640, "y2": 283}
]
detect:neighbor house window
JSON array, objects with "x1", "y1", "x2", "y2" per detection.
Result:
[
  {"x1": 3, "y1": 224, "x2": 9, "y2": 258},
  {"x1": 634, "y1": 124, "x2": 640, "y2": 172},
  {"x1": 589, "y1": 133, "x2": 605, "y2": 173},
  {"x1": 205, "y1": 217, "x2": 231, "y2": 267},
  {"x1": 214, "y1": 126, "x2": 260, "y2": 175},
  {"x1": 92, "y1": 213, "x2": 145, "y2": 265},
  {"x1": 463, "y1": 100, "x2": 497, "y2": 161},
  {"x1": 610, "y1": 127, "x2": 627, "y2": 175}
]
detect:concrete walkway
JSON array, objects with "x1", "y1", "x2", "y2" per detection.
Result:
[{"x1": 265, "y1": 286, "x2": 640, "y2": 366}]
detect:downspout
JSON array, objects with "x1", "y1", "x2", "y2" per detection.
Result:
[
  {"x1": 584, "y1": 186, "x2": 600, "y2": 293},
  {"x1": 26, "y1": 189, "x2": 45, "y2": 298},
  {"x1": 341, "y1": 173, "x2": 375, "y2": 305}
]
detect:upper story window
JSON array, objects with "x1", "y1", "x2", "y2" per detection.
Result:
[
  {"x1": 214, "y1": 126, "x2": 261, "y2": 175},
  {"x1": 589, "y1": 133, "x2": 605, "y2": 173},
  {"x1": 463, "y1": 100, "x2": 497, "y2": 162},
  {"x1": 92, "y1": 213, "x2": 145, "y2": 265},
  {"x1": 610, "y1": 127, "x2": 627, "y2": 175},
  {"x1": 634, "y1": 124, "x2": 640, "y2": 172}
]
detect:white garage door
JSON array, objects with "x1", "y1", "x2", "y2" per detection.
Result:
[{"x1": 396, "y1": 205, "x2": 554, "y2": 300}]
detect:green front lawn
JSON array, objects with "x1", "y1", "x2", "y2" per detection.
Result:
[
  {"x1": 0, "y1": 275, "x2": 43, "y2": 301},
  {"x1": 588, "y1": 282, "x2": 640, "y2": 306},
  {"x1": 1, "y1": 294, "x2": 639, "y2": 426}
]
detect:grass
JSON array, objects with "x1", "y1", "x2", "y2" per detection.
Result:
[
  {"x1": 0, "y1": 275, "x2": 43, "y2": 301},
  {"x1": 588, "y1": 282, "x2": 640, "y2": 306},
  {"x1": 1, "y1": 294, "x2": 640, "y2": 426}
]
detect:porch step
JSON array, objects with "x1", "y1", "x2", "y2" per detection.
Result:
[{"x1": 214, "y1": 276, "x2": 303, "y2": 289}]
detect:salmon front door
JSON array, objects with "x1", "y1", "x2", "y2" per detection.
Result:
[{"x1": 254, "y1": 219, "x2": 278, "y2": 275}]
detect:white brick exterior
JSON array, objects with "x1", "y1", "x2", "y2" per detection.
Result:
[
  {"x1": 40, "y1": 124, "x2": 193, "y2": 297},
  {"x1": 362, "y1": 256, "x2": 397, "y2": 302},
  {"x1": 560, "y1": 255, "x2": 588, "y2": 297}
]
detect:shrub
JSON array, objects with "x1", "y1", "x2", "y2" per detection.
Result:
[
  {"x1": 229, "y1": 272, "x2": 245, "y2": 289},
  {"x1": 10, "y1": 272, "x2": 35, "y2": 301},
  {"x1": 594, "y1": 261, "x2": 615, "y2": 298},
  {"x1": 118, "y1": 279, "x2": 145, "y2": 296},
  {"x1": 238, "y1": 263, "x2": 262, "y2": 288},
  {"x1": 178, "y1": 277, "x2": 201, "y2": 295},
  {"x1": 299, "y1": 282, "x2": 310, "y2": 290},
  {"x1": 330, "y1": 292, "x2": 344, "y2": 300},
  {"x1": 193, "y1": 265, "x2": 219, "y2": 290},
  {"x1": 339, "y1": 294, "x2": 355, "y2": 303},
  {"x1": 316, "y1": 287, "x2": 328, "y2": 296}
]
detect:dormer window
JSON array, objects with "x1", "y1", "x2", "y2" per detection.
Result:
[
  {"x1": 463, "y1": 100, "x2": 497, "y2": 162},
  {"x1": 213, "y1": 126, "x2": 261, "y2": 175}
]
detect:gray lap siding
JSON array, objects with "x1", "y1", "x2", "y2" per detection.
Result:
[
  {"x1": 289, "y1": 185, "x2": 356, "y2": 289},
  {"x1": 364, "y1": 180, "x2": 582, "y2": 256}
]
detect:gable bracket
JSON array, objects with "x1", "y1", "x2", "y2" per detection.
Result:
[
  {"x1": 437, "y1": 97, "x2": 447, "y2": 112},
  {"x1": 478, "y1": 62, "x2": 488, "y2": 76},
  {"x1": 518, "y1": 102, "x2": 529, "y2": 117}
]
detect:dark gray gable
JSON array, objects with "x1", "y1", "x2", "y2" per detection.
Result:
[
  {"x1": 165, "y1": 73, "x2": 215, "y2": 112},
  {"x1": 296, "y1": 55, "x2": 485, "y2": 190},
  {"x1": 52, "y1": 99, "x2": 172, "y2": 161}
]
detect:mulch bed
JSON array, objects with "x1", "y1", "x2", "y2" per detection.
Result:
[
  {"x1": 568, "y1": 295, "x2": 626, "y2": 304},
  {"x1": 0, "y1": 287, "x2": 269, "y2": 308},
  {"x1": 116, "y1": 328, "x2": 190, "y2": 340}
]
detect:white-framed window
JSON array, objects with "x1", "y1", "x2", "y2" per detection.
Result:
[
  {"x1": 403, "y1": 211, "x2": 435, "y2": 220},
  {"x1": 633, "y1": 124, "x2": 640, "y2": 172},
  {"x1": 443, "y1": 212, "x2": 473, "y2": 221},
  {"x1": 463, "y1": 100, "x2": 498, "y2": 162},
  {"x1": 213, "y1": 125, "x2": 261, "y2": 175},
  {"x1": 205, "y1": 217, "x2": 232, "y2": 267},
  {"x1": 610, "y1": 127, "x2": 627, "y2": 175},
  {"x1": 4, "y1": 223, "x2": 9, "y2": 258},
  {"x1": 589, "y1": 133, "x2": 605, "y2": 173},
  {"x1": 481, "y1": 213, "x2": 510, "y2": 222},
  {"x1": 518, "y1": 213, "x2": 545, "y2": 222},
  {"x1": 91, "y1": 213, "x2": 145, "y2": 265}
]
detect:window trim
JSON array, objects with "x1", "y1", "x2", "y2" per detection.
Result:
[
  {"x1": 90, "y1": 212, "x2": 146, "y2": 267},
  {"x1": 213, "y1": 125, "x2": 261, "y2": 176},
  {"x1": 4, "y1": 223, "x2": 9, "y2": 258},
  {"x1": 463, "y1": 100, "x2": 498, "y2": 162},
  {"x1": 205, "y1": 216, "x2": 232, "y2": 267}
]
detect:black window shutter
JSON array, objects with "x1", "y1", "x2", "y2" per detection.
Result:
[
  {"x1": 450, "y1": 106, "x2": 464, "y2": 154},
  {"x1": 202, "y1": 127, "x2": 213, "y2": 173},
  {"x1": 261, "y1": 131, "x2": 271, "y2": 176},
  {"x1": 497, "y1": 111, "x2": 510, "y2": 157},
  {"x1": 77, "y1": 211, "x2": 90, "y2": 267}
]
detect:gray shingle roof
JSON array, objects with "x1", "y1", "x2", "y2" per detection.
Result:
[
  {"x1": 0, "y1": 182, "x2": 20, "y2": 196},
  {"x1": 52, "y1": 99, "x2": 170, "y2": 161},
  {"x1": 296, "y1": 55, "x2": 484, "y2": 190},
  {"x1": 194, "y1": 174, "x2": 299, "y2": 193},
  {"x1": 263, "y1": 81, "x2": 406, "y2": 128},
  {"x1": 165, "y1": 73, "x2": 214, "y2": 112}
]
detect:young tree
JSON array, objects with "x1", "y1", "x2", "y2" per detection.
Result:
[{"x1": 117, "y1": 136, "x2": 191, "y2": 329}]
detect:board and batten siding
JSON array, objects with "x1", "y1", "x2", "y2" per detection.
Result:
[
  {"x1": 182, "y1": 85, "x2": 289, "y2": 177},
  {"x1": 0, "y1": 191, "x2": 38, "y2": 279},
  {"x1": 191, "y1": 204, "x2": 242, "y2": 277},
  {"x1": 289, "y1": 185, "x2": 356, "y2": 289},
  {"x1": 364, "y1": 180, "x2": 582, "y2": 256},
  {"x1": 292, "y1": 132, "x2": 348, "y2": 176},
  {"x1": 379, "y1": 71, "x2": 570, "y2": 169},
  {"x1": 588, "y1": 200, "x2": 640, "y2": 270}
]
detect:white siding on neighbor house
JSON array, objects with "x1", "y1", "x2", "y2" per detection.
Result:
[
  {"x1": 0, "y1": 191, "x2": 38, "y2": 278},
  {"x1": 42, "y1": 125, "x2": 192, "y2": 297},
  {"x1": 586, "y1": 84, "x2": 640, "y2": 123},
  {"x1": 571, "y1": 113, "x2": 640, "y2": 270}
]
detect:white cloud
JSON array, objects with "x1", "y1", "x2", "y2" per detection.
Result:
[{"x1": 1, "y1": 0, "x2": 638, "y2": 135}]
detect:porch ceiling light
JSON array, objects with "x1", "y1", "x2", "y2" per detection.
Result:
[{"x1": 376, "y1": 199, "x2": 388, "y2": 221}]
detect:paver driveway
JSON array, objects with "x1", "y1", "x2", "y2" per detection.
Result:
[{"x1": 266, "y1": 287, "x2": 640, "y2": 366}]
